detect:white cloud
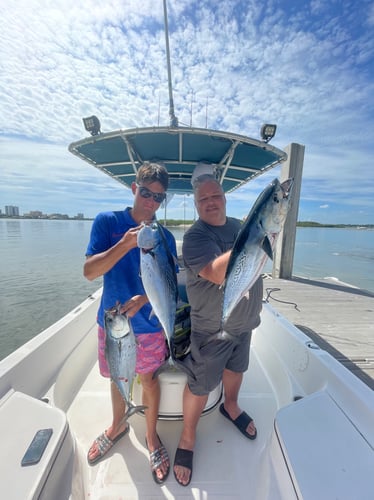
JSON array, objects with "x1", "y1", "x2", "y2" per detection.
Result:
[{"x1": 0, "y1": 0, "x2": 373, "y2": 223}]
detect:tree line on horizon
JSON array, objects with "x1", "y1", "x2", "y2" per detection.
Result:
[{"x1": 164, "y1": 219, "x2": 373, "y2": 229}]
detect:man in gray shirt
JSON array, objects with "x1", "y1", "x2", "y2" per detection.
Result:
[{"x1": 173, "y1": 174, "x2": 263, "y2": 486}]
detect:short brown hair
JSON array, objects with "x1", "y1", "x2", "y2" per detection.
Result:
[{"x1": 136, "y1": 162, "x2": 169, "y2": 191}]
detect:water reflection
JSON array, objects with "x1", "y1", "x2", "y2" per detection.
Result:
[{"x1": 5, "y1": 219, "x2": 21, "y2": 237}]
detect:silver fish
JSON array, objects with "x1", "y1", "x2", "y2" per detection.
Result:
[
  {"x1": 138, "y1": 222, "x2": 197, "y2": 379},
  {"x1": 222, "y1": 178, "x2": 293, "y2": 327},
  {"x1": 138, "y1": 222, "x2": 178, "y2": 349},
  {"x1": 104, "y1": 304, "x2": 146, "y2": 419}
]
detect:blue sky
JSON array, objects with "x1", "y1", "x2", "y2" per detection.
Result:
[{"x1": 1, "y1": 0, "x2": 373, "y2": 224}]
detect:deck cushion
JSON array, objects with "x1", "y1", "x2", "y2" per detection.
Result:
[
  {"x1": 275, "y1": 391, "x2": 374, "y2": 500},
  {"x1": 0, "y1": 391, "x2": 69, "y2": 499}
]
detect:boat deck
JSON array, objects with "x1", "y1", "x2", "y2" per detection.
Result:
[
  {"x1": 63, "y1": 277, "x2": 374, "y2": 499},
  {"x1": 263, "y1": 275, "x2": 374, "y2": 389},
  {"x1": 67, "y1": 343, "x2": 278, "y2": 499}
]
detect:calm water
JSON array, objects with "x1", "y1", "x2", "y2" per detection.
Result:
[
  {"x1": 1, "y1": 219, "x2": 373, "y2": 361},
  {"x1": 0, "y1": 219, "x2": 101, "y2": 361}
]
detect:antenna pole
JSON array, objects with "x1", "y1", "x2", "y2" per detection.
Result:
[
  {"x1": 205, "y1": 96, "x2": 208, "y2": 128},
  {"x1": 163, "y1": 0, "x2": 178, "y2": 127},
  {"x1": 190, "y1": 90, "x2": 194, "y2": 126},
  {"x1": 158, "y1": 93, "x2": 160, "y2": 126}
]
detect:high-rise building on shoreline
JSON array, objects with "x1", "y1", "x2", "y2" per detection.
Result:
[{"x1": 5, "y1": 205, "x2": 19, "y2": 216}]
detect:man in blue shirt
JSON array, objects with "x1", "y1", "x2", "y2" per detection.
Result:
[{"x1": 84, "y1": 162, "x2": 177, "y2": 484}]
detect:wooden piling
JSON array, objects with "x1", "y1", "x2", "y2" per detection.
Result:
[{"x1": 273, "y1": 143, "x2": 305, "y2": 279}]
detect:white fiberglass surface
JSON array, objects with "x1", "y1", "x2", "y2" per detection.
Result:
[{"x1": 67, "y1": 345, "x2": 279, "y2": 499}]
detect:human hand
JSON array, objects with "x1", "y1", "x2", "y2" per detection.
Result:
[
  {"x1": 120, "y1": 295, "x2": 148, "y2": 318},
  {"x1": 120, "y1": 226, "x2": 142, "y2": 251}
]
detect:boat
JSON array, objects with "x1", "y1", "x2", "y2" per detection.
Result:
[
  {"x1": 2, "y1": 2, "x2": 373, "y2": 498},
  {"x1": 2, "y1": 283, "x2": 373, "y2": 499}
]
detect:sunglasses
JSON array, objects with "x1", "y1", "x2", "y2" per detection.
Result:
[{"x1": 136, "y1": 184, "x2": 166, "y2": 204}]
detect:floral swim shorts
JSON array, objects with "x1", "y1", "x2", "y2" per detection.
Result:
[{"x1": 98, "y1": 325, "x2": 168, "y2": 377}]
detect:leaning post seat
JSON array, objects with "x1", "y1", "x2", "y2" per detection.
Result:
[
  {"x1": 132, "y1": 364, "x2": 222, "y2": 420},
  {"x1": 131, "y1": 286, "x2": 222, "y2": 420}
]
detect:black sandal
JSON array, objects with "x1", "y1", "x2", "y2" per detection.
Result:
[
  {"x1": 219, "y1": 403, "x2": 257, "y2": 440},
  {"x1": 173, "y1": 447, "x2": 193, "y2": 486}
]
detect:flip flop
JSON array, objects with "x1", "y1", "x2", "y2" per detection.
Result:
[
  {"x1": 87, "y1": 425, "x2": 130, "y2": 465},
  {"x1": 219, "y1": 403, "x2": 257, "y2": 440},
  {"x1": 145, "y1": 435, "x2": 170, "y2": 485},
  {"x1": 173, "y1": 447, "x2": 193, "y2": 486}
]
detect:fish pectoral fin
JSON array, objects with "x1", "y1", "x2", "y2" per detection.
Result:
[
  {"x1": 262, "y1": 235, "x2": 274, "y2": 259},
  {"x1": 148, "y1": 309, "x2": 155, "y2": 320}
]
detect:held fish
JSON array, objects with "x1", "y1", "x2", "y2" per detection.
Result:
[
  {"x1": 104, "y1": 304, "x2": 146, "y2": 419},
  {"x1": 137, "y1": 221, "x2": 178, "y2": 350},
  {"x1": 222, "y1": 178, "x2": 293, "y2": 327},
  {"x1": 138, "y1": 222, "x2": 196, "y2": 379}
]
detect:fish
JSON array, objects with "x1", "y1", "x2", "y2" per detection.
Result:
[
  {"x1": 137, "y1": 222, "x2": 196, "y2": 379},
  {"x1": 104, "y1": 303, "x2": 147, "y2": 419},
  {"x1": 137, "y1": 221, "x2": 178, "y2": 350},
  {"x1": 221, "y1": 178, "x2": 293, "y2": 327}
]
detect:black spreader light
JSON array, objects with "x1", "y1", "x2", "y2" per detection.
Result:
[
  {"x1": 83, "y1": 115, "x2": 101, "y2": 136},
  {"x1": 260, "y1": 124, "x2": 277, "y2": 143}
]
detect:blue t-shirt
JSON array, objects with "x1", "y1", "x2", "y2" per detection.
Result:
[{"x1": 86, "y1": 207, "x2": 178, "y2": 334}]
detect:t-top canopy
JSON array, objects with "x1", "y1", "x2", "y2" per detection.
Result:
[{"x1": 69, "y1": 125, "x2": 287, "y2": 194}]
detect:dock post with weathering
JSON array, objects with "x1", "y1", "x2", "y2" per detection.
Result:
[{"x1": 272, "y1": 142, "x2": 305, "y2": 279}]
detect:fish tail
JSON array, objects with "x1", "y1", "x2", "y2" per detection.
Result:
[
  {"x1": 152, "y1": 357, "x2": 173, "y2": 379},
  {"x1": 201, "y1": 329, "x2": 240, "y2": 347},
  {"x1": 172, "y1": 357, "x2": 197, "y2": 381},
  {"x1": 153, "y1": 354, "x2": 198, "y2": 381},
  {"x1": 124, "y1": 402, "x2": 147, "y2": 420}
]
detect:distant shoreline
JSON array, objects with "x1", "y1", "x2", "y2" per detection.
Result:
[
  {"x1": 296, "y1": 221, "x2": 374, "y2": 229},
  {"x1": 0, "y1": 216, "x2": 372, "y2": 229},
  {"x1": 0, "y1": 215, "x2": 94, "y2": 221}
]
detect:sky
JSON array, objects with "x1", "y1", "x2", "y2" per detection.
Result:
[{"x1": 1, "y1": 0, "x2": 373, "y2": 224}]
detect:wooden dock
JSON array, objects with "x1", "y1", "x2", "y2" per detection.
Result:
[{"x1": 263, "y1": 275, "x2": 374, "y2": 389}]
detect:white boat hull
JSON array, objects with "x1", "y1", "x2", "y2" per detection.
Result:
[{"x1": 1, "y1": 287, "x2": 373, "y2": 499}]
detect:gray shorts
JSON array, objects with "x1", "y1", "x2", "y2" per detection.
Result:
[{"x1": 186, "y1": 330, "x2": 252, "y2": 396}]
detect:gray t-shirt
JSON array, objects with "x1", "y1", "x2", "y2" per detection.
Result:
[{"x1": 182, "y1": 217, "x2": 263, "y2": 336}]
